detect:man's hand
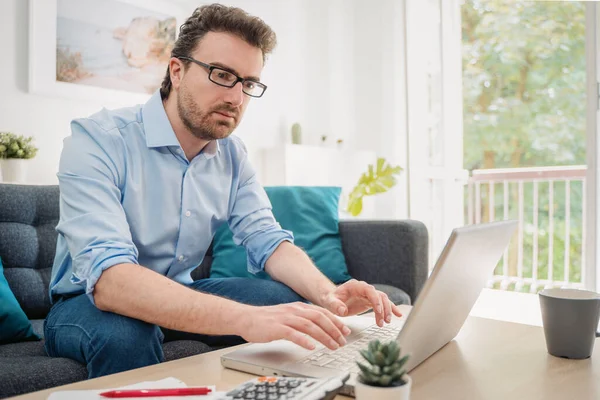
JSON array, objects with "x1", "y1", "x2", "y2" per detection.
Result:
[
  {"x1": 319, "y1": 279, "x2": 403, "y2": 327},
  {"x1": 236, "y1": 302, "x2": 352, "y2": 351}
]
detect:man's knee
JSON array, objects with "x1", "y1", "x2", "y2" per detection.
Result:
[{"x1": 87, "y1": 316, "x2": 164, "y2": 377}]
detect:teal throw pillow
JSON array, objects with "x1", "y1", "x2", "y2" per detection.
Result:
[
  {"x1": 0, "y1": 258, "x2": 40, "y2": 344},
  {"x1": 210, "y1": 186, "x2": 352, "y2": 284}
]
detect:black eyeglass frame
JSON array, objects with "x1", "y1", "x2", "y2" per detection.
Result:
[{"x1": 176, "y1": 56, "x2": 267, "y2": 98}]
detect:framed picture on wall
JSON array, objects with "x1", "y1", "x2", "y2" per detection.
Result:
[{"x1": 28, "y1": 0, "x2": 188, "y2": 105}]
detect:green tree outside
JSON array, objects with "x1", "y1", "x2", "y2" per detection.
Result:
[{"x1": 461, "y1": 0, "x2": 586, "y2": 291}]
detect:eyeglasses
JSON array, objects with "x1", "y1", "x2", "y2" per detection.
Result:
[{"x1": 176, "y1": 56, "x2": 267, "y2": 98}]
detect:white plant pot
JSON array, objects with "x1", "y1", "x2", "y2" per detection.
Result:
[
  {"x1": 0, "y1": 159, "x2": 29, "y2": 183},
  {"x1": 355, "y1": 375, "x2": 412, "y2": 400}
]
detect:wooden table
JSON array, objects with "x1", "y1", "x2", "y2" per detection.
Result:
[{"x1": 11, "y1": 316, "x2": 600, "y2": 400}]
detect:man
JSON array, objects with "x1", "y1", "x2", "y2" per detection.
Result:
[{"x1": 46, "y1": 4, "x2": 402, "y2": 378}]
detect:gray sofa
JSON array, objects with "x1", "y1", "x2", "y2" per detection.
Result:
[{"x1": 0, "y1": 183, "x2": 429, "y2": 399}]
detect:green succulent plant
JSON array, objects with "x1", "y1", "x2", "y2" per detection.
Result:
[
  {"x1": 291, "y1": 122, "x2": 302, "y2": 144},
  {"x1": 0, "y1": 132, "x2": 38, "y2": 159},
  {"x1": 357, "y1": 339, "x2": 410, "y2": 387}
]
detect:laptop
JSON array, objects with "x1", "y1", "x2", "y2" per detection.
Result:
[{"x1": 221, "y1": 220, "x2": 518, "y2": 396}]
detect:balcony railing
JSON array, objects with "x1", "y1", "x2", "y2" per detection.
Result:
[{"x1": 466, "y1": 166, "x2": 586, "y2": 292}]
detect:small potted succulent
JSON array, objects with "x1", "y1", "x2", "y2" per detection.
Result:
[
  {"x1": 355, "y1": 339, "x2": 412, "y2": 400},
  {"x1": 291, "y1": 122, "x2": 302, "y2": 144},
  {"x1": 0, "y1": 132, "x2": 38, "y2": 183}
]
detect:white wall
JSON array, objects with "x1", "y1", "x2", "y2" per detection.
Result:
[
  {"x1": 1, "y1": 0, "x2": 112, "y2": 184},
  {"x1": 0, "y1": 0, "x2": 409, "y2": 218}
]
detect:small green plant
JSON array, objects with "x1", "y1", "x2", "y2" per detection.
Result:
[
  {"x1": 0, "y1": 132, "x2": 38, "y2": 159},
  {"x1": 347, "y1": 158, "x2": 402, "y2": 216},
  {"x1": 291, "y1": 123, "x2": 302, "y2": 144},
  {"x1": 357, "y1": 339, "x2": 410, "y2": 387}
]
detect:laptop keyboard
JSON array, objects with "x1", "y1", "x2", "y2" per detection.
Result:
[{"x1": 300, "y1": 323, "x2": 403, "y2": 373}]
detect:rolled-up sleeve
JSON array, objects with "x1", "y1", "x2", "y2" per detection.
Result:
[
  {"x1": 228, "y1": 155, "x2": 294, "y2": 274},
  {"x1": 57, "y1": 119, "x2": 138, "y2": 305}
]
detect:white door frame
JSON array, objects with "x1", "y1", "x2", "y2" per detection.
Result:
[
  {"x1": 585, "y1": 2, "x2": 599, "y2": 292},
  {"x1": 405, "y1": 0, "x2": 467, "y2": 266}
]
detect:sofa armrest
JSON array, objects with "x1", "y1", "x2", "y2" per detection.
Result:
[{"x1": 338, "y1": 220, "x2": 428, "y2": 303}]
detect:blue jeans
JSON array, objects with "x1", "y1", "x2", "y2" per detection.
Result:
[{"x1": 44, "y1": 278, "x2": 304, "y2": 378}]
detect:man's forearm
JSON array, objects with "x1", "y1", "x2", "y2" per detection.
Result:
[
  {"x1": 94, "y1": 263, "x2": 248, "y2": 335},
  {"x1": 265, "y1": 241, "x2": 336, "y2": 306}
]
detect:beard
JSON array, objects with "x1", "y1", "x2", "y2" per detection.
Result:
[{"x1": 176, "y1": 85, "x2": 239, "y2": 141}]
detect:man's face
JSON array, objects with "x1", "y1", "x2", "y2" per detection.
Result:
[{"x1": 173, "y1": 32, "x2": 264, "y2": 141}]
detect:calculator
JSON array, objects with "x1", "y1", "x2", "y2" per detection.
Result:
[{"x1": 217, "y1": 373, "x2": 350, "y2": 400}]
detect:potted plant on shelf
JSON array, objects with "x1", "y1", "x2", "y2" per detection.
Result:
[
  {"x1": 346, "y1": 157, "x2": 402, "y2": 216},
  {"x1": 291, "y1": 122, "x2": 302, "y2": 144},
  {"x1": 355, "y1": 339, "x2": 412, "y2": 400},
  {"x1": 0, "y1": 132, "x2": 38, "y2": 183}
]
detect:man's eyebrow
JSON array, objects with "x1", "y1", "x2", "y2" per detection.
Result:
[{"x1": 210, "y1": 62, "x2": 261, "y2": 82}]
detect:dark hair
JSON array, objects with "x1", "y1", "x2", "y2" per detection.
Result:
[{"x1": 160, "y1": 3, "x2": 277, "y2": 100}]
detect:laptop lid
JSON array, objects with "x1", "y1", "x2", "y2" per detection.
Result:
[{"x1": 398, "y1": 220, "x2": 518, "y2": 372}]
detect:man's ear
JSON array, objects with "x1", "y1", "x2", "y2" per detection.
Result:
[{"x1": 169, "y1": 57, "x2": 184, "y2": 91}]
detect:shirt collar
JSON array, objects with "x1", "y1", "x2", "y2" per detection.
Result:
[
  {"x1": 143, "y1": 91, "x2": 180, "y2": 148},
  {"x1": 142, "y1": 91, "x2": 221, "y2": 157},
  {"x1": 202, "y1": 140, "x2": 220, "y2": 157}
]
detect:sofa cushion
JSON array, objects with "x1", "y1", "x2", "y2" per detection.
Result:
[
  {"x1": 0, "y1": 356, "x2": 87, "y2": 398},
  {"x1": 163, "y1": 340, "x2": 213, "y2": 362},
  {"x1": 0, "y1": 339, "x2": 47, "y2": 357},
  {"x1": 30, "y1": 319, "x2": 45, "y2": 339},
  {"x1": 210, "y1": 186, "x2": 352, "y2": 284},
  {"x1": 0, "y1": 258, "x2": 40, "y2": 344},
  {"x1": 372, "y1": 284, "x2": 411, "y2": 306},
  {"x1": 0, "y1": 185, "x2": 59, "y2": 320}
]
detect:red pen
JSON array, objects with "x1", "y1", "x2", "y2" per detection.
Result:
[{"x1": 99, "y1": 387, "x2": 213, "y2": 398}]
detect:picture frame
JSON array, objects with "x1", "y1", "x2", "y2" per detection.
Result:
[{"x1": 28, "y1": 0, "x2": 188, "y2": 105}]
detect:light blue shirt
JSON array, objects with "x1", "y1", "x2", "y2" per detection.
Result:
[{"x1": 49, "y1": 91, "x2": 293, "y2": 305}]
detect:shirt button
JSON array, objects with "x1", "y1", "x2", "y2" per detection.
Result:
[
  {"x1": 178, "y1": 255, "x2": 184, "y2": 262},
  {"x1": 185, "y1": 210, "x2": 191, "y2": 217}
]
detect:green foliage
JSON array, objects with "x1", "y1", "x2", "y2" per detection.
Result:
[
  {"x1": 0, "y1": 132, "x2": 38, "y2": 159},
  {"x1": 347, "y1": 158, "x2": 402, "y2": 216},
  {"x1": 462, "y1": 0, "x2": 585, "y2": 170},
  {"x1": 357, "y1": 340, "x2": 409, "y2": 387},
  {"x1": 462, "y1": 1, "x2": 586, "y2": 288}
]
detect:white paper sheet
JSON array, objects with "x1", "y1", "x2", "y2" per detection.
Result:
[{"x1": 47, "y1": 377, "x2": 221, "y2": 400}]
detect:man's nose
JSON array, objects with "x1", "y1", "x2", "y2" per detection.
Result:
[{"x1": 223, "y1": 82, "x2": 244, "y2": 107}]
